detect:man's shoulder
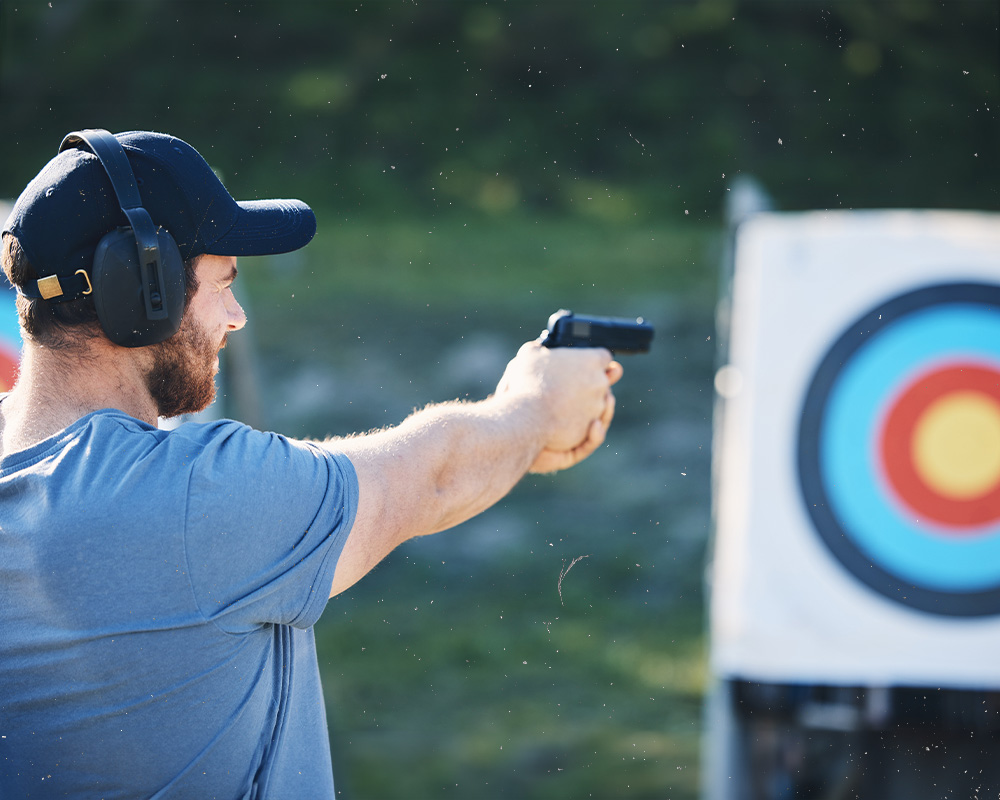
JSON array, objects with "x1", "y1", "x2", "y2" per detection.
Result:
[
  {"x1": 161, "y1": 415, "x2": 254, "y2": 444},
  {"x1": 22, "y1": 410, "x2": 349, "y2": 491},
  {"x1": 165, "y1": 418, "x2": 345, "y2": 477},
  {"x1": 36, "y1": 412, "x2": 266, "y2": 475},
  {"x1": 77, "y1": 411, "x2": 252, "y2": 453}
]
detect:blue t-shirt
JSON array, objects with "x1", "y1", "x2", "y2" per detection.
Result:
[{"x1": 0, "y1": 409, "x2": 358, "y2": 798}]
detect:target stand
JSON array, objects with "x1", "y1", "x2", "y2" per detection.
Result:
[{"x1": 706, "y1": 210, "x2": 1000, "y2": 799}]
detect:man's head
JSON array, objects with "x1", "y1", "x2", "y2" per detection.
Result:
[{"x1": 2, "y1": 129, "x2": 316, "y2": 349}]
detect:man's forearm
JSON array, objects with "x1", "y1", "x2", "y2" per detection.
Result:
[
  {"x1": 336, "y1": 392, "x2": 552, "y2": 535},
  {"x1": 326, "y1": 393, "x2": 550, "y2": 595},
  {"x1": 324, "y1": 342, "x2": 618, "y2": 596}
]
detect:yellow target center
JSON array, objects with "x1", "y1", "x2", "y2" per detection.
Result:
[{"x1": 911, "y1": 390, "x2": 1000, "y2": 500}]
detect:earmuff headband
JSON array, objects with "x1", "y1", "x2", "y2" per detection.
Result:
[{"x1": 57, "y1": 130, "x2": 168, "y2": 320}]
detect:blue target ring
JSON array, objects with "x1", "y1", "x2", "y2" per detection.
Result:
[{"x1": 798, "y1": 282, "x2": 1000, "y2": 616}]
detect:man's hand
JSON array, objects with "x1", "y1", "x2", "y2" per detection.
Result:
[{"x1": 494, "y1": 341, "x2": 624, "y2": 473}]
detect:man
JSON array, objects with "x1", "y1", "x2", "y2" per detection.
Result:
[{"x1": 0, "y1": 130, "x2": 621, "y2": 798}]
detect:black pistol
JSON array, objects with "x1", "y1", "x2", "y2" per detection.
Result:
[{"x1": 540, "y1": 309, "x2": 654, "y2": 354}]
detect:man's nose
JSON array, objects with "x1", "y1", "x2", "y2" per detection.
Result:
[{"x1": 226, "y1": 291, "x2": 247, "y2": 331}]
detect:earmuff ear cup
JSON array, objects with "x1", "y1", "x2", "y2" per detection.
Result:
[{"x1": 91, "y1": 227, "x2": 186, "y2": 347}]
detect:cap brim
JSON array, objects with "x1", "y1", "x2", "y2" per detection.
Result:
[{"x1": 205, "y1": 198, "x2": 317, "y2": 257}]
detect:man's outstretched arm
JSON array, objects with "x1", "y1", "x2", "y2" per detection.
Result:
[{"x1": 326, "y1": 341, "x2": 622, "y2": 596}]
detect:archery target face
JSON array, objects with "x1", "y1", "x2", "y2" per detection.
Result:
[
  {"x1": 799, "y1": 283, "x2": 1000, "y2": 616},
  {"x1": 710, "y1": 210, "x2": 1000, "y2": 688},
  {"x1": 0, "y1": 285, "x2": 20, "y2": 391},
  {"x1": 0, "y1": 203, "x2": 17, "y2": 390}
]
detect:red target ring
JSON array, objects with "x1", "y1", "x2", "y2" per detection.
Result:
[{"x1": 879, "y1": 363, "x2": 1000, "y2": 530}]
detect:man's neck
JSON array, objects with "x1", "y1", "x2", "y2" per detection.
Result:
[{"x1": 0, "y1": 338, "x2": 158, "y2": 458}]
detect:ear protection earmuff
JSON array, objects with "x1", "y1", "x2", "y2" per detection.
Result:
[{"x1": 58, "y1": 129, "x2": 186, "y2": 348}]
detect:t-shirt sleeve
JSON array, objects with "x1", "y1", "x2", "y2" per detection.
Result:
[{"x1": 180, "y1": 422, "x2": 358, "y2": 633}]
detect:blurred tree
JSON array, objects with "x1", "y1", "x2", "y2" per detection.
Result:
[{"x1": 0, "y1": 0, "x2": 996, "y2": 217}]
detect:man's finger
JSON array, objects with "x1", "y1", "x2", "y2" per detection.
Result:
[{"x1": 606, "y1": 360, "x2": 624, "y2": 385}]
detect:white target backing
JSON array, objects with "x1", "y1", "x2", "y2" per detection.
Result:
[{"x1": 710, "y1": 210, "x2": 1000, "y2": 688}]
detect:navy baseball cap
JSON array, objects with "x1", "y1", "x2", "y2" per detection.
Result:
[{"x1": 2, "y1": 130, "x2": 316, "y2": 289}]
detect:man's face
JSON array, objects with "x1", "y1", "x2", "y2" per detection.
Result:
[{"x1": 145, "y1": 255, "x2": 245, "y2": 418}]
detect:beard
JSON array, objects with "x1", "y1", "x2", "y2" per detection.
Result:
[{"x1": 145, "y1": 315, "x2": 223, "y2": 419}]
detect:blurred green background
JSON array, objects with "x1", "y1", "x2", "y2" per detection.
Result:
[{"x1": 1, "y1": 2, "x2": 996, "y2": 798}]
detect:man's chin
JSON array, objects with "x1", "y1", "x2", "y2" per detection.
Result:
[
  {"x1": 158, "y1": 391, "x2": 216, "y2": 420},
  {"x1": 152, "y1": 374, "x2": 218, "y2": 419},
  {"x1": 146, "y1": 320, "x2": 221, "y2": 418}
]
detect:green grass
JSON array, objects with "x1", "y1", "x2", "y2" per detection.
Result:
[
  {"x1": 245, "y1": 211, "x2": 719, "y2": 313},
  {"x1": 318, "y1": 556, "x2": 706, "y2": 800},
  {"x1": 239, "y1": 212, "x2": 720, "y2": 799}
]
